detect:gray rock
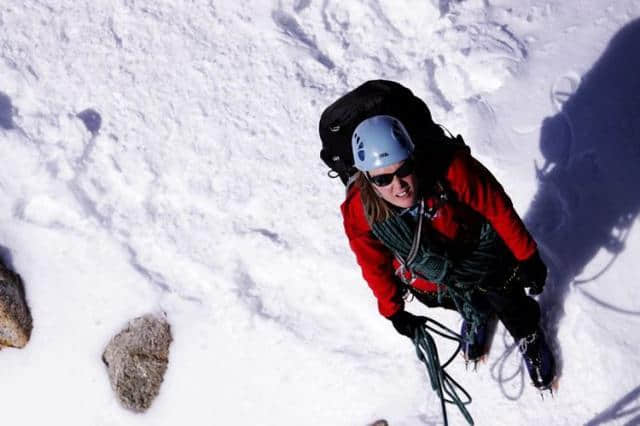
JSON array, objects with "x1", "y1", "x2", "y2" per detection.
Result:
[
  {"x1": 0, "y1": 262, "x2": 33, "y2": 349},
  {"x1": 102, "y1": 313, "x2": 172, "y2": 412}
]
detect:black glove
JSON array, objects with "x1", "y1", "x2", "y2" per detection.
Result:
[
  {"x1": 515, "y1": 251, "x2": 548, "y2": 295},
  {"x1": 389, "y1": 310, "x2": 427, "y2": 339}
]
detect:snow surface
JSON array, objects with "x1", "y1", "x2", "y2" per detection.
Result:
[{"x1": 1, "y1": 0, "x2": 640, "y2": 425}]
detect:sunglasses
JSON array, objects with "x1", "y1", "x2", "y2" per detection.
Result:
[{"x1": 367, "y1": 159, "x2": 415, "y2": 187}]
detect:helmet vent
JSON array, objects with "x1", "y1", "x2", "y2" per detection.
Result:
[{"x1": 354, "y1": 132, "x2": 366, "y2": 161}]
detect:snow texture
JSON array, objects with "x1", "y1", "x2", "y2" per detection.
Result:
[{"x1": 1, "y1": 0, "x2": 639, "y2": 425}]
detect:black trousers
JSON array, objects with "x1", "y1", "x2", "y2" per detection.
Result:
[{"x1": 410, "y1": 286, "x2": 540, "y2": 340}]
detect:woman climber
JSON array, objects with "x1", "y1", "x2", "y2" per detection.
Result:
[{"x1": 340, "y1": 114, "x2": 556, "y2": 390}]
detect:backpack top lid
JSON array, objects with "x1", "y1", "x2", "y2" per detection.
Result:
[
  {"x1": 351, "y1": 115, "x2": 414, "y2": 172},
  {"x1": 319, "y1": 80, "x2": 441, "y2": 184}
]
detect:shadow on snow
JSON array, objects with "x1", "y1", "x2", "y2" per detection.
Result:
[
  {"x1": 492, "y1": 19, "x2": 640, "y2": 400},
  {"x1": 585, "y1": 384, "x2": 640, "y2": 426},
  {"x1": 0, "y1": 92, "x2": 14, "y2": 130}
]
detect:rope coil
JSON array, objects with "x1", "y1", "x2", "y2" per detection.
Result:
[{"x1": 413, "y1": 318, "x2": 474, "y2": 426}]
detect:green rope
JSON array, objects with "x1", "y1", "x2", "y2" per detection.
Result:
[
  {"x1": 370, "y1": 199, "x2": 514, "y2": 425},
  {"x1": 372, "y1": 216, "x2": 505, "y2": 339},
  {"x1": 438, "y1": 284, "x2": 487, "y2": 341},
  {"x1": 413, "y1": 317, "x2": 474, "y2": 426},
  {"x1": 372, "y1": 214, "x2": 452, "y2": 284},
  {"x1": 370, "y1": 197, "x2": 518, "y2": 425}
]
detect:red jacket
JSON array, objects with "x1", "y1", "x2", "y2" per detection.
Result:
[{"x1": 341, "y1": 149, "x2": 537, "y2": 318}]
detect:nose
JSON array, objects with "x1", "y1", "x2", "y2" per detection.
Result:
[
  {"x1": 388, "y1": 175, "x2": 407, "y2": 193},
  {"x1": 395, "y1": 175, "x2": 409, "y2": 188},
  {"x1": 386, "y1": 174, "x2": 400, "y2": 189}
]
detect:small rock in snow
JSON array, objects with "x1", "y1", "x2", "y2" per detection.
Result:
[
  {"x1": 0, "y1": 260, "x2": 33, "y2": 349},
  {"x1": 102, "y1": 313, "x2": 172, "y2": 412}
]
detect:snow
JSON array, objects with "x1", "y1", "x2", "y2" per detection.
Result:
[{"x1": 1, "y1": 0, "x2": 640, "y2": 425}]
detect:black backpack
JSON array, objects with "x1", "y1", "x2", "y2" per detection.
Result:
[{"x1": 318, "y1": 80, "x2": 452, "y2": 185}]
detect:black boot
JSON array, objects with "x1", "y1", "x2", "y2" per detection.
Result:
[
  {"x1": 518, "y1": 328, "x2": 556, "y2": 389},
  {"x1": 460, "y1": 320, "x2": 489, "y2": 362}
]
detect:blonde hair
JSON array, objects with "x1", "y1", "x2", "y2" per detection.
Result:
[{"x1": 355, "y1": 172, "x2": 395, "y2": 225}]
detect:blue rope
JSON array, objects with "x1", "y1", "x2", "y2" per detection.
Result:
[{"x1": 412, "y1": 317, "x2": 474, "y2": 426}]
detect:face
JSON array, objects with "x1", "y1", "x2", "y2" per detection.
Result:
[{"x1": 368, "y1": 160, "x2": 418, "y2": 208}]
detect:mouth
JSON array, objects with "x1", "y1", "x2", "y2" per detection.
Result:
[{"x1": 395, "y1": 188, "x2": 412, "y2": 198}]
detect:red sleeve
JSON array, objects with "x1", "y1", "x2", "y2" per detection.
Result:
[
  {"x1": 341, "y1": 185, "x2": 404, "y2": 318},
  {"x1": 445, "y1": 151, "x2": 537, "y2": 261}
]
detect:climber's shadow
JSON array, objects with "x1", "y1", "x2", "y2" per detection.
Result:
[
  {"x1": 529, "y1": 18, "x2": 640, "y2": 377},
  {"x1": 584, "y1": 384, "x2": 640, "y2": 425},
  {"x1": 491, "y1": 19, "x2": 640, "y2": 398}
]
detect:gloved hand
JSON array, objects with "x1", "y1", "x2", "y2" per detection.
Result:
[
  {"x1": 515, "y1": 251, "x2": 548, "y2": 295},
  {"x1": 389, "y1": 310, "x2": 427, "y2": 339}
]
